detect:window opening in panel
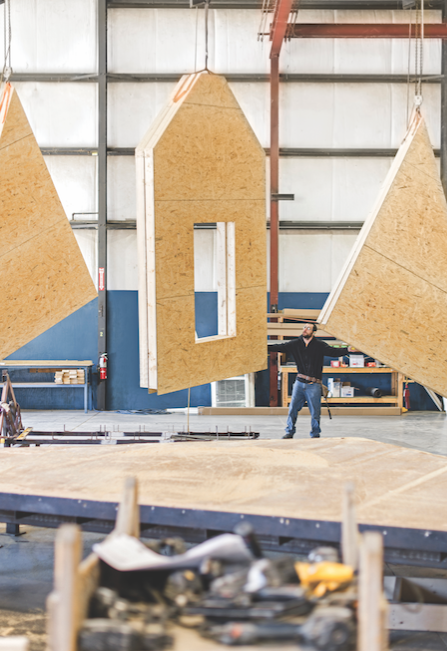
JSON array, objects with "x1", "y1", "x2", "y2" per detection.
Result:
[{"x1": 194, "y1": 222, "x2": 236, "y2": 343}]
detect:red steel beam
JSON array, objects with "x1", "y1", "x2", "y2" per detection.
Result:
[
  {"x1": 269, "y1": 0, "x2": 293, "y2": 406},
  {"x1": 270, "y1": 0, "x2": 294, "y2": 58},
  {"x1": 289, "y1": 23, "x2": 447, "y2": 38},
  {"x1": 269, "y1": 56, "x2": 280, "y2": 407}
]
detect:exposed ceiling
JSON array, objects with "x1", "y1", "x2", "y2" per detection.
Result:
[{"x1": 108, "y1": 0, "x2": 443, "y2": 9}]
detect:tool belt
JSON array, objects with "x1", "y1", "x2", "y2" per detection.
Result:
[{"x1": 296, "y1": 373, "x2": 322, "y2": 384}]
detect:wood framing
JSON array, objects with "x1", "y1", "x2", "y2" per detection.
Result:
[
  {"x1": 319, "y1": 114, "x2": 447, "y2": 397},
  {"x1": 0, "y1": 83, "x2": 97, "y2": 358},
  {"x1": 136, "y1": 72, "x2": 267, "y2": 395}
]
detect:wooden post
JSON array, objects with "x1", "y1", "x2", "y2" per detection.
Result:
[
  {"x1": 358, "y1": 532, "x2": 388, "y2": 651},
  {"x1": 47, "y1": 524, "x2": 82, "y2": 651},
  {"x1": 114, "y1": 476, "x2": 140, "y2": 538},
  {"x1": 342, "y1": 481, "x2": 358, "y2": 570}
]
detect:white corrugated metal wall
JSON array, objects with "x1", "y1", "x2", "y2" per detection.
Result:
[
  {"x1": 0, "y1": 3, "x2": 442, "y2": 408},
  {"x1": 1, "y1": 4, "x2": 442, "y2": 295}
]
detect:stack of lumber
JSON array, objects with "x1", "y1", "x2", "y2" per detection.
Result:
[
  {"x1": 54, "y1": 369, "x2": 85, "y2": 385},
  {"x1": 267, "y1": 309, "x2": 342, "y2": 341}
]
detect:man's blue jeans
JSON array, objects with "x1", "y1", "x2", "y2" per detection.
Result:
[{"x1": 285, "y1": 380, "x2": 321, "y2": 438}]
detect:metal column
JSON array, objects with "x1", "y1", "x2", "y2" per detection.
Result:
[
  {"x1": 441, "y1": 1, "x2": 447, "y2": 198},
  {"x1": 269, "y1": 55, "x2": 280, "y2": 406},
  {"x1": 269, "y1": 56, "x2": 280, "y2": 316},
  {"x1": 268, "y1": 0, "x2": 293, "y2": 407},
  {"x1": 97, "y1": 0, "x2": 108, "y2": 410}
]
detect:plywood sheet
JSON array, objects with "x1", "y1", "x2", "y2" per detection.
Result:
[
  {"x1": 136, "y1": 72, "x2": 267, "y2": 394},
  {"x1": 0, "y1": 83, "x2": 97, "y2": 357},
  {"x1": 319, "y1": 114, "x2": 447, "y2": 397},
  {"x1": 2, "y1": 438, "x2": 447, "y2": 533}
]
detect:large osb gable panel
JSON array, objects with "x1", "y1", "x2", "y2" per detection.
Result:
[
  {"x1": 0, "y1": 85, "x2": 97, "y2": 358},
  {"x1": 319, "y1": 116, "x2": 447, "y2": 397},
  {"x1": 138, "y1": 72, "x2": 267, "y2": 394}
]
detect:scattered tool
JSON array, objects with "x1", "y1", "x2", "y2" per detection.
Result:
[
  {"x1": 202, "y1": 607, "x2": 355, "y2": 649},
  {"x1": 0, "y1": 372, "x2": 23, "y2": 438},
  {"x1": 83, "y1": 522, "x2": 358, "y2": 649}
]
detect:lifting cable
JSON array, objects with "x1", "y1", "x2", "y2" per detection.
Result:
[
  {"x1": 406, "y1": 0, "x2": 425, "y2": 126},
  {"x1": 192, "y1": 0, "x2": 210, "y2": 72},
  {"x1": 1, "y1": 0, "x2": 12, "y2": 88}
]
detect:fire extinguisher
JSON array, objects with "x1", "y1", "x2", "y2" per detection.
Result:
[
  {"x1": 404, "y1": 382, "x2": 410, "y2": 410},
  {"x1": 99, "y1": 353, "x2": 108, "y2": 381}
]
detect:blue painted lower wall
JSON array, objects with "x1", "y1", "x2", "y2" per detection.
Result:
[
  {"x1": 106, "y1": 292, "x2": 211, "y2": 410},
  {"x1": 5, "y1": 290, "x2": 439, "y2": 411}
]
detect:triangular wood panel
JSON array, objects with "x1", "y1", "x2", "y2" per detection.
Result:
[
  {"x1": 136, "y1": 72, "x2": 267, "y2": 395},
  {"x1": 0, "y1": 83, "x2": 97, "y2": 357},
  {"x1": 319, "y1": 114, "x2": 447, "y2": 396}
]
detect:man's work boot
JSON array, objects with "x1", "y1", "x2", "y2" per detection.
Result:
[{"x1": 282, "y1": 433, "x2": 294, "y2": 439}]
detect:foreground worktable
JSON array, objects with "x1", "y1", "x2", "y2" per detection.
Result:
[{"x1": 1, "y1": 437, "x2": 446, "y2": 565}]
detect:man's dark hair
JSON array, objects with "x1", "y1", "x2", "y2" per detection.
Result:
[{"x1": 313, "y1": 323, "x2": 318, "y2": 333}]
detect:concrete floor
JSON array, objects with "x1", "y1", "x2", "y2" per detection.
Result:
[
  {"x1": 21, "y1": 406, "x2": 447, "y2": 455},
  {"x1": 2, "y1": 408, "x2": 447, "y2": 649}
]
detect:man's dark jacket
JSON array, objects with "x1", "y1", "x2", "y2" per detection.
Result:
[{"x1": 268, "y1": 336, "x2": 349, "y2": 382}]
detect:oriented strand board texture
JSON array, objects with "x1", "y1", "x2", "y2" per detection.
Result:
[
  {"x1": 2, "y1": 438, "x2": 447, "y2": 533},
  {"x1": 0, "y1": 84, "x2": 97, "y2": 357},
  {"x1": 136, "y1": 72, "x2": 267, "y2": 394},
  {"x1": 319, "y1": 115, "x2": 447, "y2": 397}
]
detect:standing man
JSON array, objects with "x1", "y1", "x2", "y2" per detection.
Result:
[{"x1": 268, "y1": 323, "x2": 351, "y2": 439}]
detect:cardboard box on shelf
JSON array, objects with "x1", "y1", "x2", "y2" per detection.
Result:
[
  {"x1": 341, "y1": 386, "x2": 355, "y2": 397},
  {"x1": 350, "y1": 355, "x2": 364, "y2": 368}
]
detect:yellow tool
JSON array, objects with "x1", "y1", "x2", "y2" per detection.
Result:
[
  {"x1": 295, "y1": 561, "x2": 354, "y2": 597},
  {"x1": 16, "y1": 427, "x2": 33, "y2": 440}
]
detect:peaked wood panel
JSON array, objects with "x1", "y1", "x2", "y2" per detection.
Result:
[
  {"x1": 136, "y1": 72, "x2": 267, "y2": 395},
  {"x1": 319, "y1": 115, "x2": 447, "y2": 396},
  {"x1": 0, "y1": 84, "x2": 97, "y2": 358}
]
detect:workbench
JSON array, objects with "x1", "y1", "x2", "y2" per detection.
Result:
[
  {"x1": 0, "y1": 360, "x2": 94, "y2": 413},
  {"x1": 1, "y1": 438, "x2": 447, "y2": 568},
  {"x1": 281, "y1": 365, "x2": 404, "y2": 415}
]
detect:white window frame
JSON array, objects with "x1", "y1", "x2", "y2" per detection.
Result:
[{"x1": 195, "y1": 221, "x2": 236, "y2": 343}]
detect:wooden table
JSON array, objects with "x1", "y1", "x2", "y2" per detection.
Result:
[
  {"x1": 0, "y1": 360, "x2": 94, "y2": 413},
  {"x1": 1, "y1": 438, "x2": 447, "y2": 562}
]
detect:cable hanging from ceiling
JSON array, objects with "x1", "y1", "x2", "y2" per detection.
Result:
[
  {"x1": 1, "y1": 0, "x2": 12, "y2": 88},
  {"x1": 191, "y1": 0, "x2": 211, "y2": 72},
  {"x1": 406, "y1": 0, "x2": 425, "y2": 126}
]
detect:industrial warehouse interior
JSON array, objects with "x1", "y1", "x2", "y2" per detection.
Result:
[{"x1": 3, "y1": 0, "x2": 447, "y2": 649}]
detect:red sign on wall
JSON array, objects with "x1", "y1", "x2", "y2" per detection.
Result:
[{"x1": 98, "y1": 267, "x2": 105, "y2": 291}]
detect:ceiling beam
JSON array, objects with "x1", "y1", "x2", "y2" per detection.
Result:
[
  {"x1": 270, "y1": 0, "x2": 294, "y2": 57},
  {"x1": 108, "y1": 0, "x2": 443, "y2": 8},
  {"x1": 290, "y1": 23, "x2": 447, "y2": 37}
]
